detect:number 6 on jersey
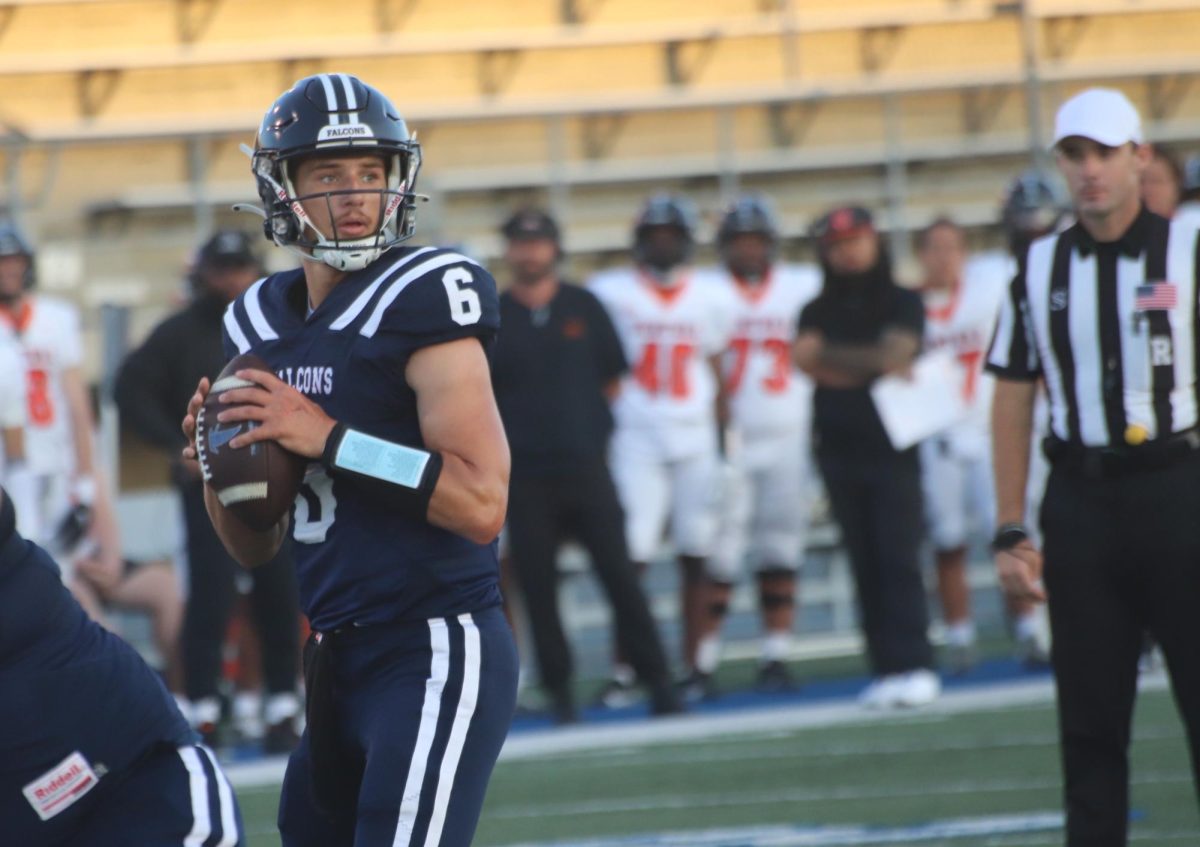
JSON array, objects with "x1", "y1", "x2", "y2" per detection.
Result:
[{"x1": 442, "y1": 267, "x2": 481, "y2": 326}]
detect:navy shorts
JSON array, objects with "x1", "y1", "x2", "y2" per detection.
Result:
[
  {"x1": 27, "y1": 742, "x2": 244, "y2": 847},
  {"x1": 279, "y1": 606, "x2": 519, "y2": 847}
]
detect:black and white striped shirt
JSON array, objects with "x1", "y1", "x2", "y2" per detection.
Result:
[{"x1": 987, "y1": 208, "x2": 1200, "y2": 447}]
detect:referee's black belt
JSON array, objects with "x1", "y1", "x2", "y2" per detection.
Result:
[{"x1": 1043, "y1": 427, "x2": 1200, "y2": 479}]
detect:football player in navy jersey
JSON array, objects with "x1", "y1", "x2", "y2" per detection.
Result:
[
  {"x1": 0, "y1": 486, "x2": 245, "y2": 846},
  {"x1": 180, "y1": 74, "x2": 516, "y2": 846}
]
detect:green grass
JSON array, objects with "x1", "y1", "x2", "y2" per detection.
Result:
[{"x1": 237, "y1": 685, "x2": 1199, "y2": 846}]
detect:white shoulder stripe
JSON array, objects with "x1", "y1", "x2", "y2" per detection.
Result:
[
  {"x1": 391, "y1": 618, "x2": 451, "y2": 847},
  {"x1": 330, "y1": 246, "x2": 439, "y2": 331},
  {"x1": 223, "y1": 302, "x2": 251, "y2": 354},
  {"x1": 361, "y1": 252, "x2": 481, "y2": 339},
  {"x1": 422, "y1": 613, "x2": 482, "y2": 847},
  {"x1": 243, "y1": 277, "x2": 277, "y2": 342}
]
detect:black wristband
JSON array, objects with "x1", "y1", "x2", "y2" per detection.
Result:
[
  {"x1": 321, "y1": 422, "x2": 444, "y2": 520},
  {"x1": 991, "y1": 522, "x2": 1030, "y2": 553}
]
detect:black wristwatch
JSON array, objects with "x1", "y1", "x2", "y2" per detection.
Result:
[{"x1": 991, "y1": 522, "x2": 1030, "y2": 553}]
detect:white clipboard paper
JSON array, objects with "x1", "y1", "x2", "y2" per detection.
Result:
[{"x1": 869, "y1": 349, "x2": 968, "y2": 450}]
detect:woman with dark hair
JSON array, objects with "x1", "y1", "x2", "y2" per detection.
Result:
[{"x1": 1140, "y1": 143, "x2": 1184, "y2": 218}]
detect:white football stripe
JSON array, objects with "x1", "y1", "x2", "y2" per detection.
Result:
[
  {"x1": 223, "y1": 304, "x2": 251, "y2": 354},
  {"x1": 178, "y1": 746, "x2": 212, "y2": 847},
  {"x1": 210, "y1": 375, "x2": 257, "y2": 394},
  {"x1": 200, "y1": 745, "x2": 241, "y2": 847},
  {"x1": 338, "y1": 72, "x2": 358, "y2": 111},
  {"x1": 329, "y1": 246, "x2": 438, "y2": 331},
  {"x1": 422, "y1": 614, "x2": 482, "y2": 847},
  {"x1": 391, "y1": 618, "x2": 451, "y2": 847},
  {"x1": 361, "y1": 253, "x2": 481, "y2": 338},
  {"x1": 217, "y1": 482, "x2": 269, "y2": 505},
  {"x1": 243, "y1": 277, "x2": 278, "y2": 341},
  {"x1": 319, "y1": 74, "x2": 340, "y2": 124}
]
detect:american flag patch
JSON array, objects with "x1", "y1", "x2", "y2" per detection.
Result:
[{"x1": 1135, "y1": 281, "x2": 1177, "y2": 311}]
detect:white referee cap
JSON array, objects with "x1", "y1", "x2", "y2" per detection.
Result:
[{"x1": 1052, "y1": 88, "x2": 1144, "y2": 149}]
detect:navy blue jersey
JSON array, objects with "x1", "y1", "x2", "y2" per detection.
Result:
[
  {"x1": 0, "y1": 521, "x2": 193, "y2": 838},
  {"x1": 222, "y1": 246, "x2": 503, "y2": 631}
]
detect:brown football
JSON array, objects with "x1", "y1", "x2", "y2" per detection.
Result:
[{"x1": 195, "y1": 352, "x2": 306, "y2": 531}]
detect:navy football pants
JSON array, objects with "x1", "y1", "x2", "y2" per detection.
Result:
[{"x1": 278, "y1": 607, "x2": 518, "y2": 847}]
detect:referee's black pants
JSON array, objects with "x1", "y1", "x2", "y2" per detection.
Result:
[
  {"x1": 179, "y1": 479, "x2": 300, "y2": 704},
  {"x1": 817, "y1": 447, "x2": 935, "y2": 675},
  {"x1": 1041, "y1": 451, "x2": 1200, "y2": 846},
  {"x1": 506, "y1": 458, "x2": 673, "y2": 707}
]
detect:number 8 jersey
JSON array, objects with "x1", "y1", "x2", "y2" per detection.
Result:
[
  {"x1": 588, "y1": 267, "x2": 736, "y2": 459},
  {"x1": 222, "y1": 246, "x2": 502, "y2": 632}
]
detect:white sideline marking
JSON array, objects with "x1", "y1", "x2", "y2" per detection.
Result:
[
  {"x1": 224, "y1": 673, "x2": 1171, "y2": 790},
  {"x1": 492, "y1": 812, "x2": 1064, "y2": 846}
]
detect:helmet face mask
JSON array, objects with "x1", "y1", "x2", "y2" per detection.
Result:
[{"x1": 249, "y1": 74, "x2": 423, "y2": 272}]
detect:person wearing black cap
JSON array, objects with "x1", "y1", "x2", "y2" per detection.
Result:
[
  {"x1": 988, "y1": 87, "x2": 1200, "y2": 846},
  {"x1": 115, "y1": 230, "x2": 302, "y2": 753},
  {"x1": 490, "y1": 208, "x2": 680, "y2": 722},
  {"x1": 794, "y1": 205, "x2": 939, "y2": 709}
]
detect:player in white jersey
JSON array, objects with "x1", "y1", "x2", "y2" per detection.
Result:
[
  {"x1": 0, "y1": 223, "x2": 102, "y2": 563},
  {"x1": 917, "y1": 218, "x2": 1009, "y2": 672},
  {"x1": 703, "y1": 196, "x2": 820, "y2": 693},
  {"x1": 589, "y1": 193, "x2": 735, "y2": 703}
]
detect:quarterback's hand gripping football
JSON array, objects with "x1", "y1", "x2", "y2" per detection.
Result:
[{"x1": 213, "y1": 367, "x2": 337, "y2": 459}]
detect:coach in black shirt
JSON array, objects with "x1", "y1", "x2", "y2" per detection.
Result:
[
  {"x1": 795, "y1": 206, "x2": 938, "y2": 709},
  {"x1": 988, "y1": 88, "x2": 1200, "y2": 845},
  {"x1": 491, "y1": 209, "x2": 679, "y2": 722}
]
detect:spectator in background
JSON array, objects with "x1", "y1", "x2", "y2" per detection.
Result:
[
  {"x1": 115, "y1": 230, "x2": 301, "y2": 754},
  {"x1": 490, "y1": 208, "x2": 680, "y2": 723},
  {"x1": 794, "y1": 206, "x2": 939, "y2": 709},
  {"x1": 1178, "y1": 155, "x2": 1200, "y2": 227},
  {"x1": 1140, "y1": 143, "x2": 1184, "y2": 218},
  {"x1": 589, "y1": 194, "x2": 734, "y2": 705},
  {"x1": 915, "y1": 217, "x2": 1048, "y2": 674}
]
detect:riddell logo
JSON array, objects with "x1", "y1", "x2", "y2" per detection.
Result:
[
  {"x1": 318, "y1": 123, "x2": 374, "y2": 141},
  {"x1": 34, "y1": 763, "x2": 82, "y2": 799}
]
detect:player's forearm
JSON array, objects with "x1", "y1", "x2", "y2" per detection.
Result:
[
  {"x1": 425, "y1": 453, "x2": 508, "y2": 545},
  {"x1": 992, "y1": 378, "x2": 1037, "y2": 526},
  {"x1": 817, "y1": 343, "x2": 885, "y2": 380},
  {"x1": 203, "y1": 483, "x2": 287, "y2": 567}
]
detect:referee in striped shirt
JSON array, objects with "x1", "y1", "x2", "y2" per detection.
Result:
[{"x1": 988, "y1": 87, "x2": 1200, "y2": 845}]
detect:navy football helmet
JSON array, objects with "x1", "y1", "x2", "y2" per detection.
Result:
[
  {"x1": 245, "y1": 73, "x2": 422, "y2": 272},
  {"x1": 1001, "y1": 169, "x2": 1069, "y2": 259},
  {"x1": 632, "y1": 193, "x2": 698, "y2": 274}
]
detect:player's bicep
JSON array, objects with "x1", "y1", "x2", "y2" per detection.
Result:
[{"x1": 406, "y1": 338, "x2": 508, "y2": 471}]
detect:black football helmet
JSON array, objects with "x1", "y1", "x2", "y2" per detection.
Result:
[
  {"x1": 0, "y1": 221, "x2": 35, "y2": 290},
  {"x1": 632, "y1": 192, "x2": 698, "y2": 274},
  {"x1": 246, "y1": 73, "x2": 422, "y2": 271},
  {"x1": 717, "y1": 194, "x2": 779, "y2": 245},
  {"x1": 1001, "y1": 169, "x2": 1069, "y2": 260}
]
